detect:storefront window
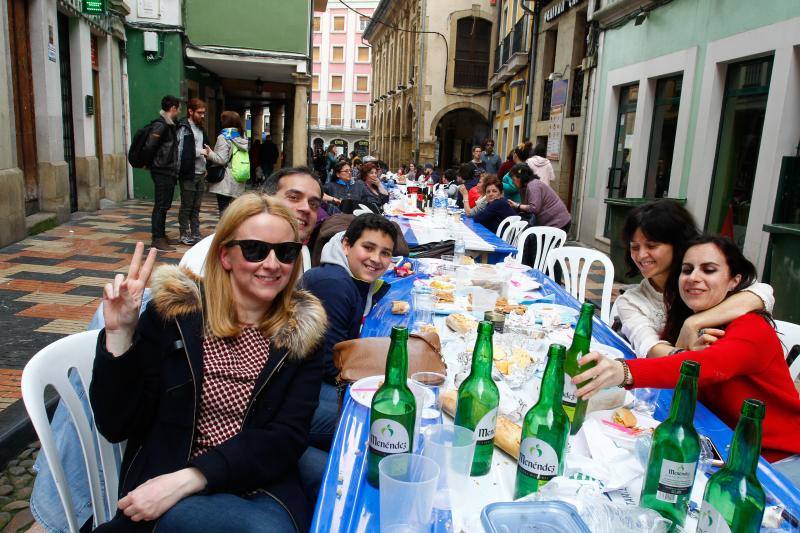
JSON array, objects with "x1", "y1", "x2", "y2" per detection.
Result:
[
  {"x1": 644, "y1": 75, "x2": 682, "y2": 198},
  {"x1": 707, "y1": 56, "x2": 773, "y2": 247},
  {"x1": 608, "y1": 84, "x2": 639, "y2": 199}
]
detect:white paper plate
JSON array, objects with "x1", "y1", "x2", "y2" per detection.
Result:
[
  {"x1": 349, "y1": 375, "x2": 434, "y2": 408},
  {"x1": 529, "y1": 303, "x2": 580, "y2": 324}
]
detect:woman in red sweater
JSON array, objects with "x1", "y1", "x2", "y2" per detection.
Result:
[{"x1": 575, "y1": 236, "x2": 800, "y2": 483}]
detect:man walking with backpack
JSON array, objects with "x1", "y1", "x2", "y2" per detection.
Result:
[
  {"x1": 141, "y1": 95, "x2": 181, "y2": 251},
  {"x1": 176, "y1": 99, "x2": 211, "y2": 245}
]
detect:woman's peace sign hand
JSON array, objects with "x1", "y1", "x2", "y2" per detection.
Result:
[{"x1": 102, "y1": 242, "x2": 157, "y2": 356}]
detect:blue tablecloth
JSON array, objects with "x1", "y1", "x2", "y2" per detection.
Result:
[
  {"x1": 389, "y1": 215, "x2": 516, "y2": 263},
  {"x1": 310, "y1": 269, "x2": 800, "y2": 532}
]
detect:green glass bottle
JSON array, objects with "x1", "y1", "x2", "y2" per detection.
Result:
[
  {"x1": 514, "y1": 344, "x2": 571, "y2": 499},
  {"x1": 455, "y1": 321, "x2": 500, "y2": 476},
  {"x1": 698, "y1": 399, "x2": 766, "y2": 533},
  {"x1": 366, "y1": 326, "x2": 417, "y2": 488},
  {"x1": 640, "y1": 360, "x2": 701, "y2": 528},
  {"x1": 563, "y1": 302, "x2": 595, "y2": 435}
]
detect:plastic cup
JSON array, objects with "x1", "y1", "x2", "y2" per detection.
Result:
[
  {"x1": 411, "y1": 290, "x2": 435, "y2": 332},
  {"x1": 467, "y1": 287, "x2": 498, "y2": 319},
  {"x1": 379, "y1": 453, "x2": 440, "y2": 533},
  {"x1": 407, "y1": 380, "x2": 428, "y2": 452},
  {"x1": 411, "y1": 372, "x2": 447, "y2": 426},
  {"x1": 633, "y1": 387, "x2": 659, "y2": 417}
]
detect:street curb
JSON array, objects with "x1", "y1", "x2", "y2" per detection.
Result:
[{"x1": 0, "y1": 393, "x2": 58, "y2": 467}]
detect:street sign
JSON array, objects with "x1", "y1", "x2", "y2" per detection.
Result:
[{"x1": 82, "y1": 0, "x2": 107, "y2": 15}]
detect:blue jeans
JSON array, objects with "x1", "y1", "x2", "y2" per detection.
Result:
[
  {"x1": 308, "y1": 382, "x2": 339, "y2": 452},
  {"x1": 156, "y1": 492, "x2": 294, "y2": 533}
]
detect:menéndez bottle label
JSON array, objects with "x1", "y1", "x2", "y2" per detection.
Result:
[
  {"x1": 697, "y1": 501, "x2": 733, "y2": 533},
  {"x1": 656, "y1": 459, "x2": 697, "y2": 503},
  {"x1": 369, "y1": 419, "x2": 410, "y2": 458},
  {"x1": 474, "y1": 408, "x2": 498, "y2": 445},
  {"x1": 517, "y1": 437, "x2": 559, "y2": 481},
  {"x1": 562, "y1": 374, "x2": 578, "y2": 417}
]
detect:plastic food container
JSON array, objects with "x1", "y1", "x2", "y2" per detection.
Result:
[{"x1": 481, "y1": 501, "x2": 591, "y2": 533}]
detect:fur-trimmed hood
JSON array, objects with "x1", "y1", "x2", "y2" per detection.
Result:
[{"x1": 150, "y1": 264, "x2": 327, "y2": 360}]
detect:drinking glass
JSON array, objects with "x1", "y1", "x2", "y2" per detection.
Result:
[
  {"x1": 411, "y1": 372, "x2": 447, "y2": 428},
  {"x1": 379, "y1": 453, "x2": 440, "y2": 533},
  {"x1": 632, "y1": 387, "x2": 660, "y2": 417},
  {"x1": 411, "y1": 288, "x2": 435, "y2": 332}
]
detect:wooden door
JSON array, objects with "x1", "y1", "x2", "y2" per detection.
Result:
[{"x1": 8, "y1": 0, "x2": 39, "y2": 213}]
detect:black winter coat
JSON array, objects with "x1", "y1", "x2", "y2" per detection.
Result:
[
  {"x1": 142, "y1": 115, "x2": 178, "y2": 176},
  {"x1": 90, "y1": 266, "x2": 327, "y2": 532}
]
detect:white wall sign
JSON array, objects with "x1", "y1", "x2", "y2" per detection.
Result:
[
  {"x1": 547, "y1": 105, "x2": 564, "y2": 160},
  {"x1": 137, "y1": 0, "x2": 159, "y2": 19}
]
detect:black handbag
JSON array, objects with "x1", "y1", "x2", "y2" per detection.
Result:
[{"x1": 206, "y1": 163, "x2": 225, "y2": 183}]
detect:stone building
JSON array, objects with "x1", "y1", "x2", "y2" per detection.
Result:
[
  {"x1": 364, "y1": 0, "x2": 497, "y2": 170},
  {"x1": 1, "y1": 0, "x2": 131, "y2": 246}
]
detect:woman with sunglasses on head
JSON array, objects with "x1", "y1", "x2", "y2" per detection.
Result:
[
  {"x1": 90, "y1": 193, "x2": 328, "y2": 532},
  {"x1": 323, "y1": 160, "x2": 369, "y2": 211},
  {"x1": 615, "y1": 200, "x2": 773, "y2": 358},
  {"x1": 573, "y1": 236, "x2": 800, "y2": 483}
]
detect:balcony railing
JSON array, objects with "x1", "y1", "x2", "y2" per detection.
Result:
[
  {"x1": 309, "y1": 118, "x2": 370, "y2": 130},
  {"x1": 541, "y1": 79, "x2": 553, "y2": 121},
  {"x1": 454, "y1": 59, "x2": 490, "y2": 89},
  {"x1": 493, "y1": 15, "x2": 530, "y2": 74},
  {"x1": 569, "y1": 67, "x2": 584, "y2": 117}
]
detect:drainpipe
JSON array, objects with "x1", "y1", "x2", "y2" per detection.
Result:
[
  {"x1": 521, "y1": 0, "x2": 540, "y2": 141},
  {"x1": 416, "y1": 0, "x2": 426, "y2": 163}
]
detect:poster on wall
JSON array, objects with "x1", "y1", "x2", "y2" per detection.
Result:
[{"x1": 547, "y1": 79, "x2": 569, "y2": 161}]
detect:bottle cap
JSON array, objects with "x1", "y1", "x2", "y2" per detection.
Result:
[
  {"x1": 390, "y1": 325, "x2": 409, "y2": 340},
  {"x1": 741, "y1": 398, "x2": 765, "y2": 420},
  {"x1": 579, "y1": 302, "x2": 595, "y2": 314},
  {"x1": 548, "y1": 343, "x2": 567, "y2": 359},
  {"x1": 679, "y1": 360, "x2": 700, "y2": 377}
]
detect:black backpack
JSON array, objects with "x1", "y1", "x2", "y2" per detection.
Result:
[{"x1": 128, "y1": 121, "x2": 157, "y2": 168}]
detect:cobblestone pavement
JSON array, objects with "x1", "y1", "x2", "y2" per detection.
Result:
[{"x1": 0, "y1": 441, "x2": 39, "y2": 532}]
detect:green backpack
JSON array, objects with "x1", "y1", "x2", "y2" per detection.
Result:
[{"x1": 229, "y1": 143, "x2": 251, "y2": 183}]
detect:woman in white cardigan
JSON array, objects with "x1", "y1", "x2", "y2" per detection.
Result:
[
  {"x1": 615, "y1": 200, "x2": 773, "y2": 358},
  {"x1": 205, "y1": 111, "x2": 249, "y2": 215}
]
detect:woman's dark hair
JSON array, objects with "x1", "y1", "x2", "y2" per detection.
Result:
[
  {"x1": 662, "y1": 235, "x2": 762, "y2": 343},
  {"x1": 443, "y1": 168, "x2": 457, "y2": 184},
  {"x1": 621, "y1": 200, "x2": 699, "y2": 278},
  {"x1": 509, "y1": 163, "x2": 534, "y2": 187},
  {"x1": 343, "y1": 213, "x2": 398, "y2": 248},
  {"x1": 361, "y1": 162, "x2": 379, "y2": 178},
  {"x1": 332, "y1": 159, "x2": 351, "y2": 175},
  {"x1": 220, "y1": 111, "x2": 243, "y2": 132},
  {"x1": 482, "y1": 175, "x2": 503, "y2": 195},
  {"x1": 533, "y1": 143, "x2": 547, "y2": 158},
  {"x1": 513, "y1": 146, "x2": 529, "y2": 161},
  {"x1": 457, "y1": 163, "x2": 473, "y2": 181}
]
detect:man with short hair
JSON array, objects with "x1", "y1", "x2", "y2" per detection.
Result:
[
  {"x1": 481, "y1": 138, "x2": 501, "y2": 175},
  {"x1": 176, "y1": 99, "x2": 211, "y2": 245},
  {"x1": 143, "y1": 95, "x2": 181, "y2": 252},
  {"x1": 301, "y1": 214, "x2": 398, "y2": 450},
  {"x1": 467, "y1": 145, "x2": 486, "y2": 182}
]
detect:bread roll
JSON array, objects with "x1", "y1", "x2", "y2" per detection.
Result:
[
  {"x1": 441, "y1": 390, "x2": 522, "y2": 459},
  {"x1": 391, "y1": 300, "x2": 410, "y2": 314}
]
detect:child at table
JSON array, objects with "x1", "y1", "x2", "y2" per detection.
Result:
[
  {"x1": 575, "y1": 236, "x2": 800, "y2": 486},
  {"x1": 301, "y1": 214, "x2": 398, "y2": 450}
]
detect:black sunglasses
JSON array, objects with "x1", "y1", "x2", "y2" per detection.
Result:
[{"x1": 225, "y1": 240, "x2": 302, "y2": 264}]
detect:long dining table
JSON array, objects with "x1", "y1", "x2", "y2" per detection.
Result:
[{"x1": 310, "y1": 265, "x2": 800, "y2": 532}]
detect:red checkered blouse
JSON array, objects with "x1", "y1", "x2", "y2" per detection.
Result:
[{"x1": 191, "y1": 327, "x2": 270, "y2": 458}]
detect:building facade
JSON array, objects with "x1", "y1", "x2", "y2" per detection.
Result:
[
  {"x1": 365, "y1": 0, "x2": 496, "y2": 170},
  {"x1": 577, "y1": 0, "x2": 800, "y2": 275},
  {"x1": 126, "y1": 0, "x2": 323, "y2": 198},
  {"x1": 528, "y1": 0, "x2": 591, "y2": 210},
  {"x1": 489, "y1": 1, "x2": 533, "y2": 162},
  {"x1": 309, "y1": 0, "x2": 376, "y2": 158},
  {"x1": 1, "y1": 0, "x2": 130, "y2": 246}
]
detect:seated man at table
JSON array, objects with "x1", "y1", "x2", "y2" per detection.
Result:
[
  {"x1": 471, "y1": 175, "x2": 517, "y2": 235},
  {"x1": 301, "y1": 214, "x2": 397, "y2": 450}
]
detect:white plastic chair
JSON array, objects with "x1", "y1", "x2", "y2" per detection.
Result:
[
  {"x1": 21, "y1": 330, "x2": 121, "y2": 532},
  {"x1": 301, "y1": 244, "x2": 312, "y2": 272},
  {"x1": 179, "y1": 234, "x2": 214, "y2": 276},
  {"x1": 495, "y1": 215, "x2": 521, "y2": 238},
  {"x1": 775, "y1": 320, "x2": 800, "y2": 381},
  {"x1": 357, "y1": 203, "x2": 374, "y2": 213},
  {"x1": 352, "y1": 208, "x2": 373, "y2": 216},
  {"x1": 546, "y1": 246, "x2": 615, "y2": 325},
  {"x1": 501, "y1": 220, "x2": 530, "y2": 247},
  {"x1": 512, "y1": 226, "x2": 567, "y2": 271}
]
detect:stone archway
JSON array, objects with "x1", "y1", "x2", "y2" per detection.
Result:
[
  {"x1": 393, "y1": 105, "x2": 402, "y2": 167},
  {"x1": 403, "y1": 103, "x2": 415, "y2": 164},
  {"x1": 434, "y1": 107, "x2": 490, "y2": 169}
]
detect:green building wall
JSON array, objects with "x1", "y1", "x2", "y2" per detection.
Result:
[
  {"x1": 587, "y1": 0, "x2": 800, "y2": 197},
  {"x1": 126, "y1": 30, "x2": 184, "y2": 199},
  {"x1": 183, "y1": 0, "x2": 309, "y2": 54}
]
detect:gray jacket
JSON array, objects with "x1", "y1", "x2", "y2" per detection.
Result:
[{"x1": 207, "y1": 134, "x2": 249, "y2": 198}]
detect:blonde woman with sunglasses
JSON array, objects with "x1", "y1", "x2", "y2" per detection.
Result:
[{"x1": 90, "y1": 193, "x2": 328, "y2": 532}]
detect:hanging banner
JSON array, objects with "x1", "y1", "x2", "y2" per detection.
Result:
[{"x1": 547, "y1": 79, "x2": 569, "y2": 161}]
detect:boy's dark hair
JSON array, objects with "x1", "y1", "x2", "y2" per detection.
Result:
[
  {"x1": 161, "y1": 95, "x2": 181, "y2": 111},
  {"x1": 261, "y1": 167, "x2": 321, "y2": 196},
  {"x1": 457, "y1": 163, "x2": 473, "y2": 180},
  {"x1": 621, "y1": 200, "x2": 699, "y2": 278},
  {"x1": 343, "y1": 213, "x2": 398, "y2": 248},
  {"x1": 443, "y1": 168, "x2": 458, "y2": 183}
]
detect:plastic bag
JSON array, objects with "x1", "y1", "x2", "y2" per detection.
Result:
[{"x1": 519, "y1": 477, "x2": 673, "y2": 533}]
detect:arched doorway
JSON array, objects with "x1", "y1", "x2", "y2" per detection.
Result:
[{"x1": 434, "y1": 108, "x2": 489, "y2": 169}]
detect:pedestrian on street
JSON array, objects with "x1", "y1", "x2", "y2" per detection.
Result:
[
  {"x1": 467, "y1": 145, "x2": 486, "y2": 181},
  {"x1": 526, "y1": 142, "x2": 556, "y2": 189},
  {"x1": 206, "y1": 111, "x2": 250, "y2": 216},
  {"x1": 176, "y1": 98, "x2": 211, "y2": 245},
  {"x1": 325, "y1": 145, "x2": 338, "y2": 182},
  {"x1": 143, "y1": 95, "x2": 181, "y2": 252},
  {"x1": 480, "y1": 138, "x2": 501, "y2": 175},
  {"x1": 260, "y1": 135, "x2": 279, "y2": 177}
]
